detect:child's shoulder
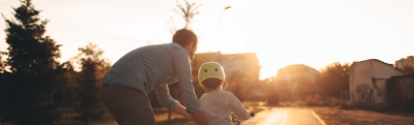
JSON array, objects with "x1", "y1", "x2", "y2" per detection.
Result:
[
  {"x1": 200, "y1": 90, "x2": 234, "y2": 97},
  {"x1": 219, "y1": 90, "x2": 236, "y2": 96}
]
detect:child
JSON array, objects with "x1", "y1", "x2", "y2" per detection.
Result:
[{"x1": 198, "y1": 62, "x2": 254, "y2": 125}]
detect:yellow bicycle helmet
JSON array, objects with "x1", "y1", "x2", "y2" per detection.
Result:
[{"x1": 198, "y1": 62, "x2": 228, "y2": 89}]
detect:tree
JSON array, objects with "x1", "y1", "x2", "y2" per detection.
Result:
[
  {"x1": 317, "y1": 62, "x2": 350, "y2": 99},
  {"x1": 54, "y1": 61, "x2": 78, "y2": 108},
  {"x1": 395, "y1": 56, "x2": 414, "y2": 75},
  {"x1": 72, "y1": 43, "x2": 110, "y2": 125},
  {"x1": 399, "y1": 66, "x2": 414, "y2": 75},
  {"x1": 166, "y1": 0, "x2": 203, "y2": 33},
  {"x1": 174, "y1": 0, "x2": 202, "y2": 29},
  {"x1": 0, "y1": 0, "x2": 64, "y2": 124},
  {"x1": 0, "y1": 52, "x2": 6, "y2": 73},
  {"x1": 0, "y1": 52, "x2": 6, "y2": 102}
]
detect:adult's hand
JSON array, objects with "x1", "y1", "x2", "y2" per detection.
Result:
[
  {"x1": 172, "y1": 104, "x2": 193, "y2": 121},
  {"x1": 172, "y1": 104, "x2": 208, "y2": 125}
]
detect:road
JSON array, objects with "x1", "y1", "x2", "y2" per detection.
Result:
[{"x1": 241, "y1": 107, "x2": 326, "y2": 125}]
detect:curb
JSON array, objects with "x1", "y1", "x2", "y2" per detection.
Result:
[{"x1": 311, "y1": 110, "x2": 327, "y2": 125}]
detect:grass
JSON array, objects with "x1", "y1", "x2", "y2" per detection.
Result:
[{"x1": 313, "y1": 107, "x2": 414, "y2": 125}]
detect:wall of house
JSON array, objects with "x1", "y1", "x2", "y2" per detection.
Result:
[
  {"x1": 220, "y1": 53, "x2": 261, "y2": 101},
  {"x1": 371, "y1": 61, "x2": 402, "y2": 108},
  {"x1": 372, "y1": 79, "x2": 387, "y2": 108},
  {"x1": 372, "y1": 61, "x2": 402, "y2": 78},
  {"x1": 350, "y1": 61, "x2": 373, "y2": 106}
]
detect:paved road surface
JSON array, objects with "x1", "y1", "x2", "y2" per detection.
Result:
[{"x1": 241, "y1": 107, "x2": 326, "y2": 125}]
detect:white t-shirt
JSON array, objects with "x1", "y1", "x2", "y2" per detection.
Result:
[{"x1": 199, "y1": 91, "x2": 251, "y2": 125}]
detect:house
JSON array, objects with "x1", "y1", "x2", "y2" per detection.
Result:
[
  {"x1": 275, "y1": 64, "x2": 320, "y2": 84},
  {"x1": 191, "y1": 52, "x2": 261, "y2": 84},
  {"x1": 220, "y1": 53, "x2": 261, "y2": 83},
  {"x1": 349, "y1": 59, "x2": 402, "y2": 109},
  {"x1": 273, "y1": 64, "x2": 321, "y2": 101}
]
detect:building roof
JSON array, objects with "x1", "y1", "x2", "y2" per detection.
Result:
[
  {"x1": 275, "y1": 64, "x2": 320, "y2": 83},
  {"x1": 351, "y1": 58, "x2": 403, "y2": 73},
  {"x1": 353, "y1": 59, "x2": 393, "y2": 66}
]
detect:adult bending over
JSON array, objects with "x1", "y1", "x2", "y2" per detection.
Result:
[{"x1": 101, "y1": 28, "x2": 209, "y2": 125}]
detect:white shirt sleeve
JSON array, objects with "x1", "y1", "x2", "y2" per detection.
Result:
[{"x1": 228, "y1": 92, "x2": 251, "y2": 120}]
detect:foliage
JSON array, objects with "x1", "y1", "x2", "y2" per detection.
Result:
[
  {"x1": 173, "y1": 0, "x2": 202, "y2": 29},
  {"x1": 0, "y1": 0, "x2": 64, "y2": 124},
  {"x1": 317, "y1": 62, "x2": 350, "y2": 99},
  {"x1": 166, "y1": 0, "x2": 203, "y2": 34},
  {"x1": 0, "y1": 51, "x2": 6, "y2": 73},
  {"x1": 72, "y1": 43, "x2": 110, "y2": 124},
  {"x1": 399, "y1": 66, "x2": 414, "y2": 75},
  {"x1": 396, "y1": 56, "x2": 414, "y2": 75}
]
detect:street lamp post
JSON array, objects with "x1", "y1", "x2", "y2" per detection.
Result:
[{"x1": 220, "y1": 6, "x2": 232, "y2": 31}]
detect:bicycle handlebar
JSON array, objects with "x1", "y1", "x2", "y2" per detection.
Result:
[{"x1": 233, "y1": 112, "x2": 255, "y2": 125}]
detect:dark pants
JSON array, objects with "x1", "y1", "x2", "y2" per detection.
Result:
[{"x1": 102, "y1": 84, "x2": 156, "y2": 125}]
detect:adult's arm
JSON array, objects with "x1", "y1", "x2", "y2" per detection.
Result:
[
  {"x1": 170, "y1": 104, "x2": 209, "y2": 124},
  {"x1": 154, "y1": 85, "x2": 194, "y2": 120},
  {"x1": 172, "y1": 50, "x2": 209, "y2": 125},
  {"x1": 154, "y1": 85, "x2": 179, "y2": 111}
]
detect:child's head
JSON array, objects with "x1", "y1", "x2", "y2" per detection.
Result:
[
  {"x1": 198, "y1": 62, "x2": 228, "y2": 90},
  {"x1": 201, "y1": 78, "x2": 223, "y2": 90}
]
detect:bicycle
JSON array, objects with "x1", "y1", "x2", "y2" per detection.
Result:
[{"x1": 233, "y1": 112, "x2": 255, "y2": 125}]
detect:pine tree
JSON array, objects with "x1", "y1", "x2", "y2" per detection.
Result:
[
  {"x1": 73, "y1": 43, "x2": 109, "y2": 125},
  {"x1": 0, "y1": 52, "x2": 6, "y2": 73},
  {"x1": 0, "y1": 0, "x2": 63, "y2": 124}
]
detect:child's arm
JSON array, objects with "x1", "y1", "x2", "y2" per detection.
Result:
[{"x1": 228, "y1": 92, "x2": 251, "y2": 120}]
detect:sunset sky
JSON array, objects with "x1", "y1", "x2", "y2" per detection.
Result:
[{"x1": 1, "y1": 0, "x2": 413, "y2": 79}]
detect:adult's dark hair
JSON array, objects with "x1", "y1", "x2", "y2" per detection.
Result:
[
  {"x1": 201, "y1": 78, "x2": 223, "y2": 90},
  {"x1": 172, "y1": 28, "x2": 198, "y2": 48}
]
